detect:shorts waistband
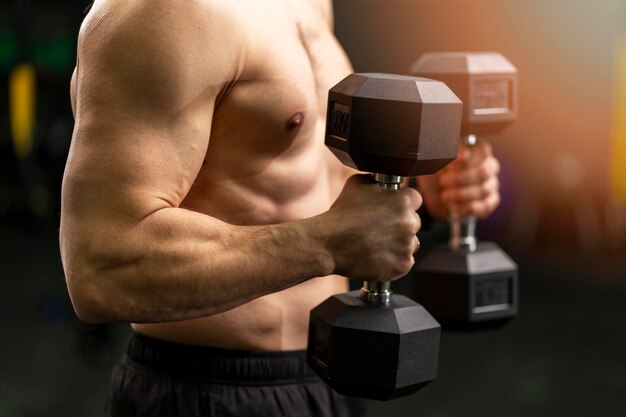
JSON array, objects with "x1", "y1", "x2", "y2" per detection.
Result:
[{"x1": 125, "y1": 332, "x2": 320, "y2": 384}]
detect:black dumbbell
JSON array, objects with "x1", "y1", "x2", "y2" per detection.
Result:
[
  {"x1": 307, "y1": 73, "x2": 462, "y2": 400},
  {"x1": 410, "y1": 52, "x2": 519, "y2": 327}
]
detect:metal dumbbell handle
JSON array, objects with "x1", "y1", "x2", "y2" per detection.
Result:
[
  {"x1": 359, "y1": 173, "x2": 404, "y2": 305},
  {"x1": 448, "y1": 134, "x2": 478, "y2": 252}
]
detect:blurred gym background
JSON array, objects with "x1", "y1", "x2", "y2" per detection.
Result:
[{"x1": 1, "y1": 0, "x2": 625, "y2": 416}]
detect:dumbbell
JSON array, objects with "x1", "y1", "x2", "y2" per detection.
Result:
[
  {"x1": 410, "y1": 52, "x2": 519, "y2": 327},
  {"x1": 307, "y1": 73, "x2": 462, "y2": 400}
]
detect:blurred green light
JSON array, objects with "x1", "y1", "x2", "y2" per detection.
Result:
[
  {"x1": 0, "y1": 32, "x2": 18, "y2": 72},
  {"x1": 32, "y1": 34, "x2": 75, "y2": 73}
]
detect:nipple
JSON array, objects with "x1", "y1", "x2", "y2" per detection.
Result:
[{"x1": 286, "y1": 112, "x2": 305, "y2": 131}]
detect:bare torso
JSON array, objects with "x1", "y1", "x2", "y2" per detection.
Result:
[{"x1": 73, "y1": 0, "x2": 354, "y2": 350}]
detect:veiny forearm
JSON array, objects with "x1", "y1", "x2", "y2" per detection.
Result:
[{"x1": 62, "y1": 207, "x2": 333, "y2": 324}]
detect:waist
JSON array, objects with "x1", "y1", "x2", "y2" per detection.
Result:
[
  {"x1": 133, "y1": 275, "x2": 349, "y2": 351},
  {"x1": 124, "y1": 331, "x2": 319, "y2": 384}
]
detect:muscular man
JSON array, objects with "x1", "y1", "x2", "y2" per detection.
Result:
[{"x1": 61, "y1": 1, "x2": 501, "y2": 416}]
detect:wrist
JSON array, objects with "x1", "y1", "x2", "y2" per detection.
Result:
[{"x1": 295, "y1": 216, "x2": 336, "y2": 277}]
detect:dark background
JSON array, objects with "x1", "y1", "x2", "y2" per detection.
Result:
[{"x1": 1, "y1": 0, "x2": 625, "y2": 416}]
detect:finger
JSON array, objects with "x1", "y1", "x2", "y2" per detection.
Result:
[
  {"x1": 445, "y1": 140, "x2": 494, "y2": 172},
  {"x1": 441, "y1": 176, "x2": 499, "y2": 205},
  {"x1": 399, "y1": 187, "x2": 423, "y2": 211},
  {"x1": 439, "y1": 157, "x2": 500, "y2": 188},
  {"x1": 400, "y1": 208, "x2": 421, "y2": 238},
  {"x1": 413, "y1": 210, "x2": 422, "y2": 234},
  {"x1": 456, "y1": 192, "x2": 501, "y2": 218},
  {"x1": 456, "y1": 145, "x2": 472, "y2": 162},
  {"x1": 412, "y1": 235, "x2": 421, "y2": 254},
  {"x1": 465, "y1": 139, "x2": 493, "y2": 166}
]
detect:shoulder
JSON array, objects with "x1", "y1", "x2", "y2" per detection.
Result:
[
  {"x1": 76, "y1": 0, "x2": 245, "y2": 110},
  {"x1": 81, "y1": 0, "x2": 243, "y2": 36},
  {"x1": 78, "y1": 0, "x2": 244, "y2": 84}
]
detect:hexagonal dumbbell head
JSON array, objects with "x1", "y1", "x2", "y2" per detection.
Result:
[
  {"x1": 325, "y1": 73, "x2": 462, "y2": 176},
  {"x1": 415, "y1": 242, "x2": 518, "y2": 325},
  {"x1": 308, "y1": 291, "x2": 440, "y2": 400},
  {"x1": 410, "y1": 52, "x2": 518, "y2": 136}
]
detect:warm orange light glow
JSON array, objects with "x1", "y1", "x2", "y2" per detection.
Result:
[{"x1": 611, "y1": 36, "x2": 626, "y2": 203}]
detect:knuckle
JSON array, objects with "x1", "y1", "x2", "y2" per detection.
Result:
[
  {"x1": 490, "y1": 194, "x2": 501, "y2": 210},
  {"x1": 407, "y1": 254, "x2": 416, "y2": 269},
  {"x1": 477, "y1": 195, "x2": 500, "y2": 218},
  {"x1": 396, "y1": 208, "x2": 411, "y2": 225},
  {"x1": 492, "y1": 175, "x2": 500, "y2": 190},
  {"x1": 477, "y1": 165, "x2": 491, "y2": 182},
  {"x1": 399, "y1": 215, "x2": 418, "y2": 236},
  {"x1": 405, "y1": 187, "x2": 422, "y2": 208},
  {"x1": 407, "y1": 255, "x2": 416, "y2": 271},
  {"x1": 492, "y1": 158, "x2": 501, "y2": 175},
  {"x1": 414, "y1": 190, "x2": 423, "y2": 208},
  {"x1": 413, "y1": 236, "x2": 421, "y2": 254},
  {"x1": 404, "y1": 245, "x2": 414, "y2": 260},
  {"x1": 400, "y1": 192, "x2": 414, "y2": 209},
  {"x1": 480, "y1": 182, "x2": 492, "y2": 198},
  {"x1": 404, "y1": 232, "x2": 416, "y2": 247}
]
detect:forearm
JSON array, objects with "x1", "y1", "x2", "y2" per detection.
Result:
[{"x1": 62, "y1": 207, "x2": 333, "y2": 324}]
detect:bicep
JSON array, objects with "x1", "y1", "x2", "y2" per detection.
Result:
[
  {"x1": 64, "y1": 1, "x2": 240, "y2": 223},
  {"x1": 67, "y1": 76, "x2": 214, "y2": 226},
  {"x1": 66, "y1": 103, "x2": 213, "y2": 222}
]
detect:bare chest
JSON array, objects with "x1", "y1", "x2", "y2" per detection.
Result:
[
  {"x1": 182, "y1": 1, "x2": 352, "y2": 223},
  {"x1": 201, "y1": 0, "x2": 352, "y2": 175}
]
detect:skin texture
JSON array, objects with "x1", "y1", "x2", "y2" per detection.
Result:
[
  {"x1": 61, "y1": 0, "x2": 501, "y2": 351},
  {"x1": 419, "y1": 141, "x2": 501, "y2": 220}
]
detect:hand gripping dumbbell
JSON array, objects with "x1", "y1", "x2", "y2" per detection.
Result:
[
  {"x1": 410, "y1": 52, "x2": 519, "y2": 327},
  {"x1": 307, "y1": 73, "x2": 462, "y2": 400}
]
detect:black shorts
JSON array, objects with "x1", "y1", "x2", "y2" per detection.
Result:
[{"x1": 105, "y1": 332, "x2": 366, "y2": 417}]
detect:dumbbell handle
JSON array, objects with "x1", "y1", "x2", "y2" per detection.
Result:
[
  {"x1": 359, "y1": 173, "x2": 403, "y2": 305},
  {"x1": 448, "y1": 134, "x2": 478, "y2": 252}
]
